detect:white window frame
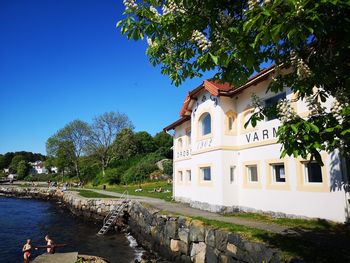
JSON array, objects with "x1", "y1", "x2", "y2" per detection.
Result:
[
  {"x1": 271, "y1": 163, "x2": 286, "y2": 183},
  {"x1": 303, "y1": 162, "x2": 323, "y2": 183},
  {"x1": 201, "y1": 167, "x2": 211, "y2": 181},
  {"x1": 178, "y1": 171, "x2": 183, "y2": 182},
  {"x1": 230, "y1": 166, "x2": 236, "y2": 183},
  {"x1": 247, "y1": 165, "x2": 258, "y2": 183},
  {"x1": 186, "y1": 170, "x2": 191, "y2": 182}
]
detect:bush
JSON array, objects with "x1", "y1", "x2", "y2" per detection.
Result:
[
  {"x1": 104, "y1": 168, "x2": 122, "y2": 185},
  {"x1": 122, "y1": 160, "x2": 158, "y2": 184},
  {"x1": 162, "y1": 160, "x2": 173, "y2": 176}
]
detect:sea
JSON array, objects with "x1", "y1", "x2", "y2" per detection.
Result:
[{"x1": 0, "y1": 196, "x2": 144, "y2": 263}]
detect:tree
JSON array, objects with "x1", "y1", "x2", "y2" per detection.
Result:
[
  {"x1": 17, "y1": 160, "x2": 30, "y2": 179},
  {"x1": 112, "y1": 128, "x2": 138, "y2": 160},
  {"x1": 46, "y1": 120, "x2": 90, "y2": 182},
  {"x1": 135, "y1": 131, "x2": 156, "y2": 154},
  {"x1": 9, "y1": 155, "x2": 25, "y2": 173},
  {"x1": 154, "y1": 131, "x2": 173, "y2": 159},
  {"x1": 87, "y1": 111, "x2": 134, "y2": 176},
  {"x1": 118, "y1": 0, "x2": 350, "y2": 164}
]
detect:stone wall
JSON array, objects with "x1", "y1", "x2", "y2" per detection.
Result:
[
  {"x1": 0, "y1": 186, "x2": 288, "y2": 263},
  {"x1": 127, "y1": 201, "x2": 285, "y2": 263}
]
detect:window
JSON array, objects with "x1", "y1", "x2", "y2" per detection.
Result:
[
  {"x1": 177, "y1": 138, "x2": 183, "y2": 150},
  {"x1": 265, "y1": 92, "x2": 286, "y2": 121},
  {"x1": 186, "y1": 129, "x2": 191, "y2": 145},
  {"x1": 201, "y1": 167, "x2": 211, "y2": 181},
  {"x1": 247, "y1": 165, "x2": 258, "y2": 182},
  {"x1": 186, "y1": 170, "x2": 191, "y2": 182},
  {"x1": 230, "y1": 166, "x2": 235, "y2": 183},
  {"x1": 228, "y1": 116, "x2": 234, "y2": 131},
  {"x1": 304, "y1": 162, "x2": 322, "y2": 183},
  {"x1": 271, "y1": 164, "x2": 286, "y2": 182},
  {"x1": 178, "y1": 171, "x2": 183, "y2": 182},
  {"x1": 200, "y1": 113, "x2": 211, "y2": 136}
]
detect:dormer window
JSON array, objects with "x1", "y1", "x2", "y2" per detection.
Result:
[{"x1": 200, "y1": 113, "x2": 211, "y2": 136}]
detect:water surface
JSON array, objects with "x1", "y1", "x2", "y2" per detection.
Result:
[{"x1": 0, "y1": 197, "x2": 141, "y2": 263}]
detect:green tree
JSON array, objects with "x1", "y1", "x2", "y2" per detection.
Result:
[
  {"x1": 17, "y1": 160, "x2": 30, "y2": 179},
  {"x1": 112, "y1": 128, "x2": 138, "y2": 160},
  {"x1": 118, "y1": 0, "x2": 350, "y2": 164},
  {"x1": 46, "y1": 120, "x2": 90, "y2": 181},
  {"x1": 135, "y1": 131, "x2": 156, "y2": 154},
  {"x1": 87, "y1": 111, "x2": 134, "y2": 176},
  {"x1": 9, "y1": 155, "x2": 25, "y2": 173}
]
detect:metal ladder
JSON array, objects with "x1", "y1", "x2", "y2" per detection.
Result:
[{"x1": 97, "y1": 190, "x2": 129, "y2": 235}]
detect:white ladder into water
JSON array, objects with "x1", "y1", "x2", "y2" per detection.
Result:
[{"x1": 97, "y1": 190, "x2": 129, "y2": 235}]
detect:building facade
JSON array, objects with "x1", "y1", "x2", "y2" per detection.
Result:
[{"x1": 164, "y1": 67, "x2": 350, "y2": 223}]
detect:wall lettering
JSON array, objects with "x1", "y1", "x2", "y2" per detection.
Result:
[{"x1": 245, "y1": 127, "x2": 279, "y2": 143}]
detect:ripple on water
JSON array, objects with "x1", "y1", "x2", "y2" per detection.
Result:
[{"x1": 0, "y1": 197, "x2": 142, "y2": 263}]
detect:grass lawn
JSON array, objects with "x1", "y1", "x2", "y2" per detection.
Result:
[
  {"x1": 223, "y1": 212, "x2": 339, "y2": 231},
  {"x1": 88, "y1": 181, "x2": 173, "y2": 201},
  {"x1": 71, "y1": 189, "x2": 117, "y2": 198}
]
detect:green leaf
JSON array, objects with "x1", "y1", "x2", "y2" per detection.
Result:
[
  {"x1": 209, "y1": 53, "x2": 219, "y2": 65},
  {"x1": 309, "y1": 123, "x2": 319, "y2": 133},
  {"x1": 291, "y1": 124, "x2": 298, "y2": 133},
  {"x1": 116, "y1": 20, "x2": 123, "y2": 28}
]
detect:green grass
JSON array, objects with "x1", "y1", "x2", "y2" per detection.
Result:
[
  {"x1": 72, "y1": 189, "x2": 117, "y2": 198},
  {"x1": 88, "y1": 181, "x2": 173, "y2": 201},
  {"x1": 224, "y1": 212, "x2": 338, "y2": 231}
]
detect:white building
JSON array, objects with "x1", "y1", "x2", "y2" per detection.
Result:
[
  {"x1": 164, "y1": 66, "x2": 350, "y2": 223},
  {"x1": 29, "y1": 161, "x2": 48, "y2": 174}
]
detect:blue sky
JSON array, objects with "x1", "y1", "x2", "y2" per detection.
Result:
[{"x1": 0, "y1": 0, "x2": 213, "y2": 155}]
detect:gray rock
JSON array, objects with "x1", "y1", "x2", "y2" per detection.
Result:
[
  {"x1": 215, "y1": 230, "x2": 228, "y2": 252},
  {"x1": 189, "y1": 221, "x2": 205, "y2": 242}
]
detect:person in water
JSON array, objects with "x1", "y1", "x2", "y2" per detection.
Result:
[
  {"x1": 45, "y1": 235, "x2": 55, "y2": 254},
  {"x1": 22, "y1": 239, "x2": 32, "y2": 263}
]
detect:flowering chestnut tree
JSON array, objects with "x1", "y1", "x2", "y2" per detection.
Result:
[{"x1": 118, "y1": 0, "x2": 350, "y2": 164}]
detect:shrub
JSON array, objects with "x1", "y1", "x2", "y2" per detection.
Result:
[
  {"x1": 162, "y1": 160, "x2": 173, "y2": 176},
  {"x1": 122, "y1": 160, "x2": 158, "y2": 184}
]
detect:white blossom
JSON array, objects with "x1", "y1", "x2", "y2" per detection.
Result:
[
  {"x1": 191, "y1": 30, "x2": 211, "y2": 51},
  {"x1": 248, "y1": 0, "x2": 259, "y2": 10},
  {"x1": 162, "y1": 0, "x2": 186, "y2": 15},
  {"x1": 264, "y1": 0, "x2": 272, "y2": 5},
  {"x1": 295, "y1": 0, "x2": 304, "y2": 16},
  {"x1": 123, "y1": 0, "x2": 137, "y2": 10},
  {"x1": 150, "y1": 6, "x2": 160, "y2": 17},
  {"x1": 331, "y1": 100, "x2": 348, "y2": 123},
  {"x1": 297, "y1": 58, "x2": 311, "y2": 79},
  {"x1": 278, "y1": 99, "x2": 297, "y2": 123},
  {"x1": 146, "y1": 37, "x2": 158, "y2": 48},
  {"x1": 305, "y1": 95, "x2": 325, "y2": 116}
]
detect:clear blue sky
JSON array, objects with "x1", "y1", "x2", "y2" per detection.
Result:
[{"x1": 0, "y1": 0, "x2": 213, "y2": 155}]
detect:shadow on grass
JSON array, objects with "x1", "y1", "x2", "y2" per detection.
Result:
[{"x1": 256, "y1": 221, "x2": 350, "y2": 262}]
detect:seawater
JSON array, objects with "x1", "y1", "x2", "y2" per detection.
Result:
[{"x1": 0, "y1": 197, "x2": 143, "y2": 263}]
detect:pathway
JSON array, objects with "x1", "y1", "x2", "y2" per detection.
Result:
[{"x1": 88, "y1": 189, "x2": 296, "y2": 235}]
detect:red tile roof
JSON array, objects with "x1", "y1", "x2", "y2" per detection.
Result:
[{"x1": 165, "y1": 65, "x2": 276, "y2": 130}]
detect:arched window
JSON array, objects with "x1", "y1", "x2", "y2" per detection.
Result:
[
  {"x1": 177, "y1": 138, "x2": 183, "y2": 150},
  {"x1": 225, "y1": 111, "x2": 237, "y2": 135},
  {"x1": 200, "y1": 113, "x2": 211, "y2": 136},
  {"x1": 228, "y1": 116, "x2": 234, "y2": 131}
]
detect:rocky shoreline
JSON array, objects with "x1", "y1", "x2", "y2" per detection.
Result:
[{"x1": 0, "y1": 186, "x2": 292, "y2": 262}]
